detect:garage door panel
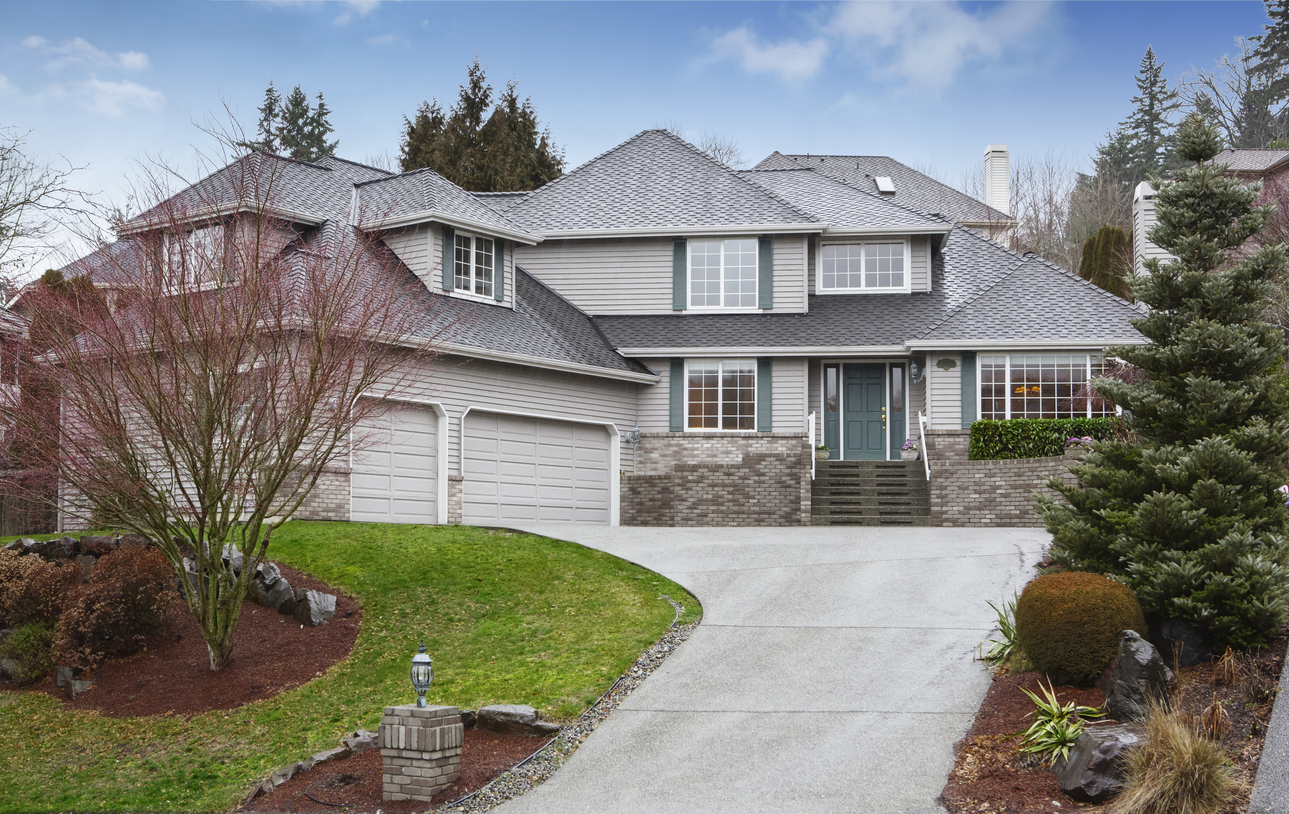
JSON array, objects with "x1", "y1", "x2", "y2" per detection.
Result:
[
  {"x1": 463, "y1": 412, "x2": 611, "y2": 525},
  {"x1": 351, "y1": 405, "x2": 438, "y2": 524}
]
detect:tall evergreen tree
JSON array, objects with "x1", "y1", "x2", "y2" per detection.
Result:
[
  {"x1": 1096, "y1": 47, "x2": 1181, "y2": 187},
  {"x1": 252, "y1": 82, "x2": 282, "y2": 154},
  {"x1": 1252, "y1": 0, "x2": 1289, "y2": 112},
  {"x1": 1038, "y1": 115, "x2": 1289, "y2": 650},
  {"x1": 398, "y1": 60, "x2": 564, "y2": 191},
  {"x1": 248, "y1": 83, "x2": 338, "y2": 162},
  {"x1": 1078, "y1": 224, "x2": 1132, "y2": 300}
]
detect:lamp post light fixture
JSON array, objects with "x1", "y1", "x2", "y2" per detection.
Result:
[{"x1": 410, "y1": 639, "x2": 433, "y2": 707}]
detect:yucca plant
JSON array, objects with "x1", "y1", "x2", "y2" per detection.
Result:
[
  {"x1": 1018, "y1": 678, "x2": 1105, "y2": 762},
  {"x1": 982, "y1": 593, "x2": 1020, "y2": 667}
]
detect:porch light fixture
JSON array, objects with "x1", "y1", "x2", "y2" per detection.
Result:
[
  {"x1": 410, "y1": 639, "x2": 433, "y2": 707},
  {"x1": 626, "y1": 425, "x2": 641, "y2": 446}
]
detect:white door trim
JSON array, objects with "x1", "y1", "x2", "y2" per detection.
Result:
[{"x1": 354, "y1": 395, "x2": 448, "y2": 525}]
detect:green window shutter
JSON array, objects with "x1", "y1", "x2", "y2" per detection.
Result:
[
  {"x1": 672, "y1": 238, "x2": 687, "y2": 311},
  {"x1": 669, "y1": 358, "x2": 685, "y2": 431},
  {"x1": 757, "y1": 357, "x2": 773, "y2": 432},
  {"x1": 758, "y1": 236, "x2": 773, "y2": 310},
  {"x1": 960, "y1": 351, "x2": 977, "y2": 429},
  {"x1": 441, "y1": 226, "x2": 455, "y2": 292},
  {"x1": 493, "y1": 240, "x2": 505, "y2": 302}
]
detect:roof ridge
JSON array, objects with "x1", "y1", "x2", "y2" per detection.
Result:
[
  {"x1": 316, "y1": 155, "x2": 392, "y2": 176},
  {"x1": 352, "y1": 165, "x2": 442, "y2": 188},
  {"x1": 740, "y1": 166, "x2": 943, "y2": 227}
]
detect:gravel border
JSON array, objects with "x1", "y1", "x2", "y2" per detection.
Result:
[{"x1": 441, "y1": 596, "x2": 695, "y2": 813}]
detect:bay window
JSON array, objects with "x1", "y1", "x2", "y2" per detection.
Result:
[
  {"x1": 979, "y1": 354, "x2": 1115, "y2": 420},
  {"x1": 689, "y1": 239, "x2": 758, "y2": 308},
  {"x1": 454, "y1": 233, "x2": 494, "y2": 298},
  {"x1": 687, "y1": 360, "x2": 756, "y2": 430},
  {"x1": 819, "y1": 241, "x2": 908, "y2": 292}
]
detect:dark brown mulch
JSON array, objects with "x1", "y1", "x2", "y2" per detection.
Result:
[
  {"x1": 940, "y1": 624, "x2": 1289, "y2": 814},
  {"x1": 29, "y1": 564, "x2": 361, "y2": 718},
  {"x1": 244, "y1": 729, "x2": 552, "y2": 813}
]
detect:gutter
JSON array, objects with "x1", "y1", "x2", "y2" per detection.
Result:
[{"x1": 356, "y1": 210, "x2": 542, "y2": 245}]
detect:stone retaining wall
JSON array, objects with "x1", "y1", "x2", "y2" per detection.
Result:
[
  {"x1": 622, "y1": 432, "x2": 812, "y2": 526},
  {"x1": 925, "y1": 429, "x2": 1077, "y2": 527}
]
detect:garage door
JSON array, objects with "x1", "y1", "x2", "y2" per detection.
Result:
[
  {"x1": 463, "y1": 412, "x2": 611, "y2": 524},
  {"x1": 350, "y1": 404, "x2": 439, "y2": 523}
]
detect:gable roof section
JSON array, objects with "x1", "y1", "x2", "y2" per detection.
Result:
[
  {"x1": 471, "y1": 191, "x2": 532, "y2": 213},
  {"x1": 1210, "y1": 148, "x2": 1289, "y2": 175},
  {"x1": 592, "y1": 225, "x2": 1144, "y2": 353},
  {"x1": 754, "y1": 152, "x2": 1009, "y2": 225},
  {"x1": 354, "y1": 169, "x2": 539, "y2": 243},
  {"x1": 741, "y1": 168, "x2": 950, "y2": 236},
  {"x1": 506, "y1": 129, "x2": 819, "y2": 235}
]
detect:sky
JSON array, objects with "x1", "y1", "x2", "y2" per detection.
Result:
[{"x1": 0, "y1": 0, "x2": 1275, "y2": 277}]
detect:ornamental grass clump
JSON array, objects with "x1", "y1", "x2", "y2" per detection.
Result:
[
  {"x1": 1014, "y1": 571, "x2": 1146, "y2": 685},
  {"x1": 1112, "y1": 700, "x2": 1241, "y2": 814}
]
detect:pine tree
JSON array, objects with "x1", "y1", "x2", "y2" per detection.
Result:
[
  {"x1": 247, "y1": 83, "x2": 338, "y2": 162},
  {"x1": 1093, "y1": 48, "x2": 1182, "y2": 191},
  {"x1": 1253, "y1": 0, "x2": 1289, "y2": 111},
  {"x1": 398, "y1": 60, "x2": 564, "y2": 191},
  {"x1": 1038, "y1": 114, "x2": 1289, "y2": 650},
  {"x1": 1078, "y1": 224, "x2": 1132, "y2": 300},
  {"x1": 252, "y1": 82, "x2": 282, "y2": 154}
]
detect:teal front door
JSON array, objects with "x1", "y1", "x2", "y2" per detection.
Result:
[{"x1": 843, "y1": 363, "x2": 886, "y2": 460}]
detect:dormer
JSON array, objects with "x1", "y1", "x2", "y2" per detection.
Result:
[{"x1": 352, "y1": 169, "x2": 542, "y2": 310}]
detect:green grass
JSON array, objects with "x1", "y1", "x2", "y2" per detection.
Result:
[{"x1": 0, "y1": 521, "x2": 700, "y2": 813}]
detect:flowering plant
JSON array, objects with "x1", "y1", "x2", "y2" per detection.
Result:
[
  {"x1": 1065, "y1": 436, "x2": 1094, "y2": 449},
  {"x1": 902, "y1": 439, "x2": 918, "y2": 451}
]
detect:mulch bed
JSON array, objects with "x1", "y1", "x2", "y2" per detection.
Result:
[
  {"x1": 940, "y1": 624, "x2": 1289, "y2": 814},
  {"x1": 243, "y1": 730, "x2": 552, "y2": 813}
]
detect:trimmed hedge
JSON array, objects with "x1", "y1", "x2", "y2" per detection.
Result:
[
  {"x1": 1015, "y1": 570, "x2": 1146, "y2": 685},
  {"x1": 968, "y1": 417, "x2": 1120, "y2": 460}
]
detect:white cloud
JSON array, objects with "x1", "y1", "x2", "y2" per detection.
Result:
[
  {"x1": 711, "y1": 26, "x2": 830, "y2": 82},
  {"x1": 334, "y1": 0, "x2": 380, "y2": 26},
  {"x1": 74, "y1": 77, "x2": 165, "y2": 116},
  {"x1": 0, "y1": 75, "x2": 15, "y2": 97},
  {"x1": 22, "y1": 35, "x2": 151, "y2": 72}
]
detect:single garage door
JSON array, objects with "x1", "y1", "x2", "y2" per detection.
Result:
[
  {"x1": 350, "y1": 404, "x2": 439, "y2": 523},
  {"x1": 463, "y1": 412, "x2": 611, "y2": 525}
]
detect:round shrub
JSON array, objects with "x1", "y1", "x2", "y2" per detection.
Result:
[{"x1": 1015, "y1": 571, "x2": 1146, "y2": 685}]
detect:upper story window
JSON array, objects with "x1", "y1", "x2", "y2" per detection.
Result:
[
  {"x1": 979, "y1": 354, "x2": 1116, "y2": 420},
  {"x1": 454, "y1": 233, "x2": 494, "y2": 298},
  {"x1": 161, "y1": 224, "x2": 231, "y2": 287},
  {"x1": 819, "y1": 241, "x2": 908, "y2": 292},
  {"x1": 687, "y1": 359, "x2": 756, "y2": 430},
  {"x1": 690, "y1": 238, "x2": 757, "y2": 309}
]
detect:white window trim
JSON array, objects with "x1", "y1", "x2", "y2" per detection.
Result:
[
  {"x1": 452, "y1": 230, "x2": 497, "y2": 301},
  {"x1": 687, "y1": 238, "x2": 760, "y2": 311},
  {"x1": 816, "y1": 239, "x2": 912, "y2": 294},
  {"x1": 978, "y1": 352, "x2": 1111, "y2": 420},
  {"x1": 684, "y1": 358, "x2": 758, "y2": 432}
]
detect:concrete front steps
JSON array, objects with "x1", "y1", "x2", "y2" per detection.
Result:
[{"x1": 810, "y1": 460, "x2": 932, "y2": 526}]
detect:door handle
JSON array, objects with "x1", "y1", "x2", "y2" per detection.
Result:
[{"x1": 882, "y1": 408, "x2": 887, "y2": 430}]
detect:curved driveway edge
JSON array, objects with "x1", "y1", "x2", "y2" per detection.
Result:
[{"x1": 496, "y1": 525, "x2": 1049, "y2": 814}]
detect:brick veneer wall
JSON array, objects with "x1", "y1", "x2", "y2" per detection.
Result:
[
  {"x1": 291, "y1": 466, "x2": 351, "y2": 522},
  {"x1": 622, "y1": 432, "x2": 811, "y2": 526},
  {"x1": 925, "y1": 429, "x2": 1077, "y2": 527},
  {"x1": 446, "y1": 476, "x2": 463, "y2": 525}
]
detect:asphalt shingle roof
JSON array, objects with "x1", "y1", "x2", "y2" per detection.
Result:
[
  {"x1": 471, "y1": 191, "x2": 532, "y2": 213},
  {"x1": 506, "y1": 130, "x2": 818, "y2": 232},
  {"x1": 355, "y1": 170, "x2": 531, "y2": 234},
  {"x1": 741, "y1": 168, "x2": 948, "y2": 232},
  {"x1": 1211, "y1": 148, "x2": 1289, "y2": 174},
  {"x1": 753, "y1": 152, "x2": 1008, "y2": 225},
  {"x1": 592, "y1": 225, "x2": 1144, "y2": 350}
]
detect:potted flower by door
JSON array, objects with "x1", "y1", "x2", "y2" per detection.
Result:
[
  {"x1": 815, "y1": 445, "x2": 831, "y2": 461},
  {"x1": 900, "y1": 439, "x2": 919, "y2": 462}
]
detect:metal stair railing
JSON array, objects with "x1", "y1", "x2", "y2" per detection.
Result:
[{"x1": 917, "y1": 411, "x2": 930, "y2": 482}]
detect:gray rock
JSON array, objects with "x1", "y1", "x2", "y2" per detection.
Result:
[
  {"x1": 54, "y1": 665, "x2": 77, "y2": 689},
  {"x1": 0, "y1": 658, "x2": 17, "y2": 682},
  {"x1": 477, "y1": 704, "x2": 560, "y2": 737},
  {"x1": 1106, "y1": 630, "x2": 1171, "y2": 722},
  {"x1": 181, "y1": 557, "x2": 200, "y2": 595},
  {"x1": 221, "y1": 544, "x2": 243, "y2": 576},
  {"x1": 75, "y1": 554, "x2": 96, "y2": 573},
  {"x1": 78, "y1": 535, "x2": 119, "y2": 557},
  {"x1": 342, "y1": 729, "x2": 379, "y2": 753},
  {"x1": 69, "y1": 678, "x2": 94, "y2": 699},
  {"x1": 293, "y1": 590, "x2": 336, "y2": 627},
  {"x1": 247, "y1": 578, "x2": 273, "y2": 608},
  {"x1": 3, "y1": 538, "x2": 34, "y2": 553},
  {"x1": 256, "y1": 561, "x2": 283, "y2": 587},
  {"x1": 1055, "y1": 722, "x2": 1147, "y2": 803},
  {"x1": 461, "y1": 709, "x2": 477, "y2": 729},
  {"x1": 263, "y1": 762, "x2": 298, "y2": 792},
  {"x1": 301, "y1": 746, "x2": 350, "y2": 772},
  {"x1": 267, "y1": 578, "x2": 296, "y2": 615},
  {"x1": 1151, "y1": 618, "x2": 1212, "y2": 668}
]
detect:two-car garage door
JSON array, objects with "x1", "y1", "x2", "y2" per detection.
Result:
[
  {"x1": 462, "y1": 411, "x2": 612, "y2": 525},
  {"x1": 349, "y1": 405, "x2": 613, "y2": 526}
]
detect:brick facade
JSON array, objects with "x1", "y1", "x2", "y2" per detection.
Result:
[
  {"x1": 446, "y1": 476, "x2": 463, "y2": 525},
  {"x1": 621, "y1": 432, "x2": 812, "y2": 526},
  {"x1": 290, "y1": 466, "x2": 351, "y2": 522},
  {"x1": 380, "y1": 704, "x2": 464, "y2": 802},
  {"x1": 925, "y1": 429, "x2": 1076, "y2": 527}
]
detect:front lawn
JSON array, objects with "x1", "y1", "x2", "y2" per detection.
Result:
[{"x1": 0, "y1": 521, "x2": 699, "y2": 813}]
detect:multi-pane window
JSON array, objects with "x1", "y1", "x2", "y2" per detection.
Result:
[
  {"x1": 979, "y1": 354, "x2": 1115, "y2": 420},
  {"x1": 454, "y1": 234, "x2": 494, "y2": 297},
  {"x1": 819, "y1": 242, "x2": 907, "y2": 291},
  {"x1": 689, "y1": 239, "x2": 758, "y2": 308},
  {"x1": 161, "y1": 224, "x2": 230, "y2": 287},
  {"x1": 687, "y1": 360, "x2": 756, "y2": 430}
]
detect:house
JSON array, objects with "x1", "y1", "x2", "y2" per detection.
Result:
[{"x1": 55, "y1": 129, "x2": 1145, "y2": 530}]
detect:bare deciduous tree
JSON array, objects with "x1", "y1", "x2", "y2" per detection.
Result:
[
  {"x1": 1180, "y1": 37, "x2": 1284, "y2": 149},
  {"x1": 0, "y1": 127, "x2": 88, "y2": 279},
  {"x1": 661, "y1": 123, "x2": 746, "y2": 169},
  {"x1": 7, "y1": 129, "x2": 447, "y2": 670},
  {"x1": 961, "y1": 152, "x2": 1081, "y2": 269}
]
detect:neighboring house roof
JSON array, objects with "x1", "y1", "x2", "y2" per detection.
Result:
[
  {"x1": 506, "y1": 129, "x2": 819, "y2": 235},
  {"x1": 753, "y1": 152, "x2": 1009, "y2": 225},
  {"x1": 741, "y1": 168, "x2": 951, "y2": 236},
  {"x1": 1211, "y1": 148, "x2": 1289, "y2": 175},
  {"x1": 592, "y1": 225, "x2": 1144, "y2": 353},
  {"x1": 354, "y1": 169, "x2": 539, "y2": 242}
]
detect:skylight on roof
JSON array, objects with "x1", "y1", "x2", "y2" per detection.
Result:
[{"x1": 874, "y1": 176, "x2": 895, "y2": 194}]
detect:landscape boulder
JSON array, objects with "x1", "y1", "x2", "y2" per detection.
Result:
[
  {"x1": 477, "y1": 704, "x2": 562, "y2": 737},
  {"x1": 1150, "y1": 618, "x2": 1212, "y2": 667},
  {"x1": 1054, "y1": 722, "x2": 1146, "y2": 803},
  {"x1": 342, "y1": 729, "x2": 379, "y2": 753},
  {"x1": 461, "y1": 709, "x2": 478, "y2": 729},
  {"x1": 77, "y1": 535, "x2": 120, "y2": 557},
  {"x1": 0, "y1": 658, "x2": 19, "y2": 682},
  {"x1": 293, "y1": 589, "x2": 336, "y2": 627},
  {"x1": 266, "y1": 578, "x2": 296, "y2": 615},
  {"x1": 1105, "y1": 630, "x2": 1171, "y2": 722},
  {"x1": 300, "y1": 746, "x2": 350, "y2": 772},
  {"x1": 221, "y1": 544, "x2": 244, "y2": 576},
  {"x1": 3, "y1": 538, "x2": 36, "y2": 554}
]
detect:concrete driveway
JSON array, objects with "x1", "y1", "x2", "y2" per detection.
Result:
[{"x1": 496, "y1": 525, "x2": 1049, "y2": 814}]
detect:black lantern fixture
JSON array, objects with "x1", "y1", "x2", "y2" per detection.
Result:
[{"x1": 410, "y1": 639, "x2": 433, "y2": 707}]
